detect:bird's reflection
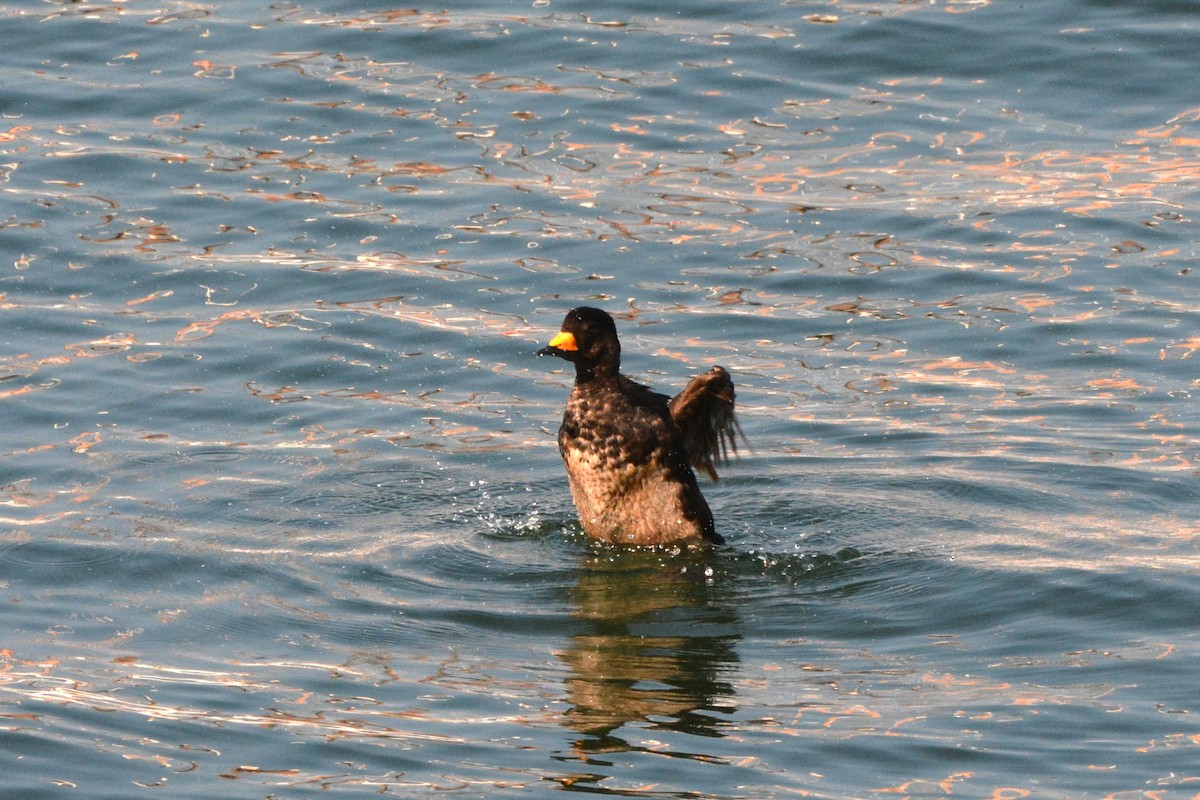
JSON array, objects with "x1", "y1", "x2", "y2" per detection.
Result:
[{"x1": 555, "y1": 548, "x2": 741, "y2": 764}]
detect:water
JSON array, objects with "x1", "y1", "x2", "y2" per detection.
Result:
[{"x1": 2, "y1": 0, "x2": 1198, "y2": 797}]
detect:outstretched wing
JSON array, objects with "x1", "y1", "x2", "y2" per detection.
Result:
[{"x1": 667, "y1": 366, "x2": 745, "y2": 481}]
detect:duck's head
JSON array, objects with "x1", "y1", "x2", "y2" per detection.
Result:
[{"x1": 538, "y1": 306, "x2": 621, "y2": 376}]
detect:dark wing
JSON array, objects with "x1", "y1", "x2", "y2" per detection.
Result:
[{"x1": 667, "y1": 366, "x2": 745, "y2": 481}]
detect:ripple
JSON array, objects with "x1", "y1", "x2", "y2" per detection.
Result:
[
  {"x1": 0, "y1": 539, "x2": 133, "y2": 570},
  {"x1": 0, "y1": 362, "x2": 39, "y2": 382},
  {"x1": 181, "y1": 447, "x2": 249, "y2": 463},
  {"x1": 287, "y1": 485, "x2": 406, "y2": 518},
  {"x1": 286, "y1": 465, "x2": 463, "y2": 520}
]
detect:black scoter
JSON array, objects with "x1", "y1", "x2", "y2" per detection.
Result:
[{"x1": 539, "y1": 307, "x2": 743, "y2": 547}]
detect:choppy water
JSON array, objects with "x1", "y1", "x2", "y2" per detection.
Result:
[{"x1": 2, "y1": 0, "x2": 1198, "y2": 797}]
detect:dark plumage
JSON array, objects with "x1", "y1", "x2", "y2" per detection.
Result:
[{"x1": 538, "y1": 307, "x2": 744, "y2": 547}]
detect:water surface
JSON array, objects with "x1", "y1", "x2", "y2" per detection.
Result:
[{"x1": 2, "y1": 0, "x2": 1198, "y2": 797}]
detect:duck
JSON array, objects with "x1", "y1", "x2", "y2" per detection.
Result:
[{"x1": 538, "y1": 307, "x2": 743, "y2": 547}]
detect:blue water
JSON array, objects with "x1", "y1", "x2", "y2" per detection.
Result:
[{"x1": 2, "y1": 1, "x2": 1198, "y2": 797}]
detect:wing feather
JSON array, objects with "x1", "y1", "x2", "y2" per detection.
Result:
[{"x1": 667, "y1": 366, "x2": 745, "y2": 481}]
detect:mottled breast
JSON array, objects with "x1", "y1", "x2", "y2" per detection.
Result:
[{"x1": 557, "y1": 380, "x2": 714, "y2": 545}]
